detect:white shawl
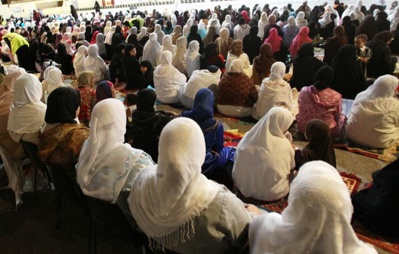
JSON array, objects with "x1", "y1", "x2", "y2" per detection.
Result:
[
  {"x1": 155, "y1": 24, "x2": 165, "y2": 45},
  {"x1": 172, "y1": 36, "x2": 187, "y2": 74},
  {"x1": 73, "y1": 45, "x2": 87, "y2": 77},
  {"x1": 257, "y1": 12, "x2": 269, "y2": 38},
  {"x1": 128, "y1": 118, "x2": 221, "y2": 249},
  {"x1": 249, "y1": 161, "x2": 377, "y2": 254},
  {"x1": 157, "y1": 34, "x2": 177, "y2": 65},
  {"x1": 143, "y1": 33, "x2": 161, "y2": 67},
  {"x1": 232, "y1": 107, "x2": 295, "y2": 201},
  {"x1": 77, "y1": 99, "x2": 144, "y2": 203},
  {"x1": 44, "y1": 68, "x2": 65, "y2": 103},
  {"x1": 296, "y1": 12, "x2": 308, "y2": 28},
  {"x1": 319, "y1": 12, "x2": 333, "y2": 27},
  {"x1": 183, "y1": 69, "x2": 221, "y2": 100},
  {"x1": 183, "y1": 19, "x2": 193, "y2": 37},
  {"x1": 84, "y1": 44, "x2": 108, "y2": 82},
  {"x1": 7, "y1": 74, "x2": 46, "y2": 136},
  {"x1": 105, "y1": 26, "x2": 115, "y2": 45},
  {"x1": 186, "y1": 40, "x2": 201, "y2": 78},
  {"x1": 137, "y1": 27, "x2": 148, "y2": 42},
  {"x1": 353, "y1": 75, "x2": 398, "y2": 106},
  {"x1": 252, "y1": 62, "x2": 293, "y2": 120},
  {"x1": 225, "y1": 52, "x2": 252, "y2": 78},
  {"x1": 154, "y1": 51, "x2": 186, "y2": 104}
]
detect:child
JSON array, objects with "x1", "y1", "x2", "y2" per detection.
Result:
[
  {"x1": 354, "y1": 34, "x2": 372, "y2": 77},
  {"x1": 124, "y1": 93, "x2": 138, "y2": 125}
]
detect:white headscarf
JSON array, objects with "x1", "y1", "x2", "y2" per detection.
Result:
[
  {"x1": 105, "y1": 26, "x2": 115, "y2": 45},
  {"x1": 296, "y1": 11, "x2": 308, "y2": 28},
  {"x1": 229, "y1": 59, "x2": 245, "y2": 73},
  {"x1": 45, "y1": 68, "x2": 64, "y2": 102},
  {"x1": 353, "y1": 6, "x2": 365, "y2": 23},
  {"x1": 171, "y1": 14, "x2": 177, "y2": 27},
  {"x1": 84, "y1": 44, "x2": 107, "y2": 82},
  {"x1": 353, "y1": 75, "x2": 398, "y2": 106},
  {"x1": 155, "y1": 24, "x2": 165, "y2": 45},
  {"x1": 153, "y1": 51, "x2": 187, "y2": 104},
  {"x1": 222, "y1": 14, "x2": 234, "y2": 29},
  {"x1": 137, "y1": 27, "x2": 147, "y2": 41},
  {"x1": 249, "y1": 161, "x2": 378, "y2": 254},
  {"x1": 159, "y1": 34, "x2": 176, "y2": 60},
  {"x1": 7, "y1": 74, "x2": 46, "y2": 136},
  {"x1": 252, "y1": 62, "x2": 294, "y2": 120},
  {"x1": 342, "y1": 5, "x2": 355, "y2": 18},
  {"x1": 143, "y1": 33, "x2": 161, "y2": 67},
  {"x1": 232, "y1": 107, "x2": 295, "y2": 201},
  {"x1": 186, "y1": 40, "x2": 201, "y2": 77},
  {"x1": 172, "y1": 36, "x2": 188, "y2": 74},
  {"x1": 319, "y1": 12, "x2": 332, "y2": 27},
  {"x1": 128, "y1": 118, "x2": 221, "y2": 249},
  {"x1": 77, "y1": 99, "x2": 145, "y2": 203},
  {"x1": 73, "y1": 45, "x2": 87, "y2": 77},
  {"x1": 183, "y1": 19, "x2": 193, "y2": 37},
  {"x1": 103, "y1": 21, "x2": 112, "y2": 35}
]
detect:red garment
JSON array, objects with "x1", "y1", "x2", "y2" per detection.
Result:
[
  {"x1": 264, "y1": 28, "x2": 282, "y2": 53},
  {"x1": 217, "y1": 72, "x2": 258, "y2": 107},
  {"x1": 90, "y1": 31, "x2": 99, "y2": 44},
  {"x1": 77, "y1": 86, "x2": 96, "y2": 125},
  {"x1": 296, "y1": 86, "x2": 346, "y2": 136},
  {"x1": 290, "y1": 26, "x2": 313, "y2": 59},
  {"x1": 241, "y1": 11, "x2": 251, "y2": 24}
]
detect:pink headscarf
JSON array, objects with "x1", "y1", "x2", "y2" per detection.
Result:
[
  {"x1": 264, "y1": 28, "x2": 282, "y2": 53},
  {"x1": 290, "y1": 26, "x2": 312, "y2": 59}
]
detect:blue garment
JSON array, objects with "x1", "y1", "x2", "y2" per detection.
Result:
[{"x1": 182, "y1": 88, "x2": 235, "y2": 176}]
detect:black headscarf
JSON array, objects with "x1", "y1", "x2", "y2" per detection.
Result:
[
  {"x1": 313, "y1": 66, "x2": 334, "y2": 90},
  {"x1": 140, "y1": 60, "x2": 154, "y2": 87},
  {"x1": 297, "y1": 43, "x2": 314, "y2": 58},
  {"x1": 204, "y1": 42, "x2": 218, "y2": 57},
  {"x1": 45, "y1": 87, "x2": 81, "y2": 124},
  {"x1": 330, "y1": 44, "x2": 367, "y2": 99},
  {"x1": 356, "y1": 15, "x2": 379, "y2": 42},
  {"x1": 137, "y1": 88, "x2": 156, "y2": 112},
  {"x1": 302, "y1": 119, "x2": 336, "y2": 167}
]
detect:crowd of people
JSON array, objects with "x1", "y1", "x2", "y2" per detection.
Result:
[{"x1": 1, "y1": 0, "x2": 399, "y2": 253}]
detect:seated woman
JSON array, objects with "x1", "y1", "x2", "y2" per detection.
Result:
[
  {"x1": 128, "y1": 118, "x2": 252, "y2": 253},
  {"x1": 76, "y1": 71, "x2": 96, "y2": 126},
  {"x1": 142, "y1": 33, "x2": 161, "y2": 68},
  {"x1": 73, "y1": 45, "x2": 87, "y2": 78},
  {"x1": 215, "y1": 28, "x2": 234, "y2": 60},
  {"x1": 182, "y1": 88, "x2": 235, "y2": 177},
  {"x1": 352, "y1": 159, "x2": 399, "y2": 238},
  {"x1": 186, "y1": 40, "x2": 201, "y2": 78},
  {"x1": 0, "y1": 68, "x2": 26, "y2": 207},
  {"x1": 180, "y1": 66, "x2": 221, "y2": 109},
  {"x1": 233, "y1": 107, "x2": 295, "y2": 202},
  {"x1": 249, "y1": 161, "x2": 377, "y2": 254},
  {"x1": 153, "y1": 51, "x2": 186, "y2": 104},
  {"x1": 96, "y1": 80, "x2": 115, "y2": 104},
  {"x1": 367, "y1": 31, "x2": 397, "y2": 78},
  {"x1": 290, "y1": 43, "x2": 325, "y2": 91},
  {"x1": 172, "y1": 37, "x2": 187, "y2": 75},
  {"x1": 346, "y1": 75, "x2": 399, "y2": 148},
  {"x1": 200, "y1": 42, "x2": 226, "y2": 72},
  {"x1": 77, "y1": 99, "x2": 155, "y2": 204},
  {"x1": 294, "y1": 119, "x2": 336, "y2": 169},
  {"x1": 123, "y1": 44, "x2": 144, "y2": 90},
  {"x1": 54, "y1": 43, "x2": 73, "y2": 75},
  {"x1": 264, "y1": 28, "x2": 284, "y2": 62},
  {"x1": 225, "y1": 40, "x2": 252, "y2": 78},
  {"x1": 252, "y1": 62, "x2": 294, "y2": 121},
  {"x1": 323, "y1": 26, "x2": 347, "y2": 65},
  {"x1": 43, "y1": 68, "x2": 66, "y2": 103},
  {"x1": 139, "y1": 60, "x2": 154, "y2": 88},
  {"x1": 130, "y1": 89, "x2": 175, "y2": 162},
  {"x1": 7, "y1": 74, "x2": 46, "y2": 145},
  {"x1": 109, "y1": 43, "x2": 125, "y2": 85},
  {"x1": 38, "y1": 87, "x2": 89, "y2": 176},
  {"x1": 252, "y1": 43, "x2": 276, "y2": 86},
  {"x1": 217, "y1": 59, "x2": 258, "y2": 118},
  {"x1": 84, "y1": 44, "x2": 109, "y2": 83},
  {"x1": 296, "y1": 66, "x2": 346, "y2": 137},
  {"x1": 331, "y1": 45, "x2": 367, "y2": 99},
  {"x1": 289, "y1": 26, "x2": 313, "y2": 60}
]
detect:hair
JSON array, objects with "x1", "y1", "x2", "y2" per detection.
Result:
[
  {"x1": 78, "y1": 71, "x2": 94, "y2": 88},
  {"x1": 124, "y1": 93, "x2": 138, "y2": 106},
  {"x1": 355, "y1": 34, "x2": 368, "y2": 43}
]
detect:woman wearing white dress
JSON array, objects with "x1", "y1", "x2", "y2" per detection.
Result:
[
  {"x1": 172, "y1": 37, "x2": 188, "y2": 75},
  {"x1": 233, "y1": 107, "x2": 295, "y2": 202},
  {"x1": 346, "y1": 75, "x2": 399, "y2": 148},
  {"x1": 225, "y1": 40, "x2": 252, "y2": 78},
  {"x1": 249, "y1": 161, "x2": 377, "y2": 254},
  {"x1": 257, "y1": 12, "x2": 268, "y2": 39},
  {"x1": 186, "y1": 40, "x2": 201, "y2": 78},
  {"x1": 142, "y1": 33, "x2": 161, "y2": 67},
  {"x1": 157, "y1": 34, "x2": 176, "y2": 65},
  {"x1": 295, "y1": 11, "x2": 308, "y2": 28},
  {"x1": 154, "y1": 51, "x2": 186, "y2": 104},
  {"x1": 84, "y1": 44, "x2": 108, "y2": 83},
  {"x1": 252, "y1": 62, "x2": 294, "y2": 120},
  {"x1": 128, "y1": 117, "x2": 252, "y2": 253},
  {"x1": 154, "y1": 24, "x2": 165, "y2": 45},
  {"x1": 73, "y1": 45, "x2": 87, "y2": 77}
]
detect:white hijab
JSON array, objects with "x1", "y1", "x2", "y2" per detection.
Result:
[
  {"x1": 137, "y1": 27, "x2": 147, "y2": 42},
  {"x1": 232, "y1": 107, "x2": 295, "y2": 201},
  {"x1": 143, "y1": 33, "x2": 161, "y2": 67},
  {"x1": 229, "y1": 59, "x2": 245, "y2": 73},
  {"x1": 252, "y1": 62, "x2": 294, "y2": 120},
  {"x1": 186, "y1": 40, "x2": 201, "y2": 77},
  {"x1": 172, "y1": 36, "x2": 187, "y2": 74},
  {"x1": 103, "y1": 20, "x2": 112, "y2": 35},
  {"x1": 45, "y1": 68, "x2": 65, "y2": 102},
  {"x1": 105, "y1": 26, "x2": 115, "y2": 45},
  {"x1": 77, "y1": 99, "x2": 144, "y2": 203},
  {"x1": 249, "y1": 161, "x2": 377, "y2": 254},
  {"x1": 7, "y1": 74, "x2": 46, "y2": 135},
  {"x1": 296, "y1": 12, "x2": 308, "y2": 28},
  {"x1": 159, "y1": 34, "x2": 176, "y2": 59},
  {"x1": 128, "y1": 118, "x2": 221, "y2": 249},
  {"x1": 353, "y1": 75, "x2": 398, "y2": 106},
  {"x1": 183, "y1": 19, "x2": 193, "y2": 37},
  {"x1": 342, "y1": 5, "x2": 355, "y2": 18},
  {"x1": 73, "y1": 45, "x2": 87, "y2": 77},
  {"x1": 319, "y1": 12, "x2": 332, "y2": 27},
  {"x1": 155, "y1": 24, "x2": 165, "y2": 45},
  {"x1": 222, "y1": 14, "x2": 234, "y2": 28}
]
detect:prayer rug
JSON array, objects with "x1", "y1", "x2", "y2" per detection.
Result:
[{"x1": 223, "y1": 130, "x2": 244, "y2": 147}]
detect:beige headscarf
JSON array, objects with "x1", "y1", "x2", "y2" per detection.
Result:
[{"x1": 128, "y1": 118, "x2": 221, "y2": 249}]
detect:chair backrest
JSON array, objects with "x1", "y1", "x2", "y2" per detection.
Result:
[{"x1": 20, "y1": 140, "x2": 51, "y2": 182}]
